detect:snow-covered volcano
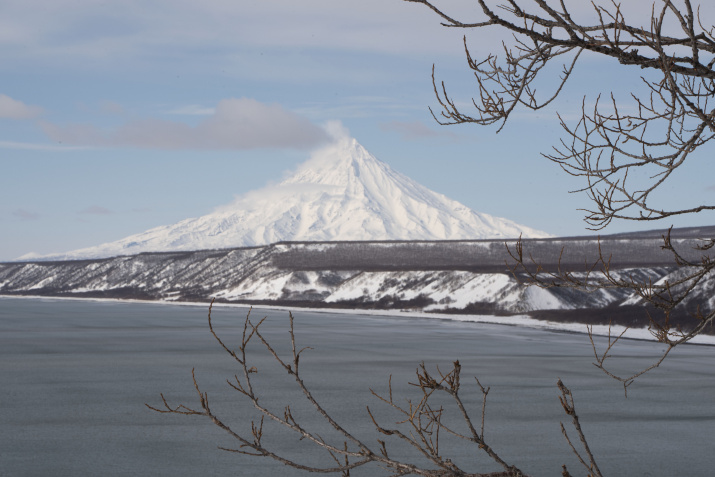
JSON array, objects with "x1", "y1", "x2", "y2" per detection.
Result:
[{"x1": 23, "y1": 137, "x2": 550, "y2": 260}]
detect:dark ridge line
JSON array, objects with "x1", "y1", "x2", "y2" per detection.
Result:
[{"x1": 3, "y1": 224, "x2": 712, "y2": 265}]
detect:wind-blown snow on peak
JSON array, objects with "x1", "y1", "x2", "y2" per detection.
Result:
[
  {"x1": 24, "y1": 137, "x2": 551, "y2": 261},
  {"x1": 283, "y1": 137, "x2": 384, "y2": 187}
]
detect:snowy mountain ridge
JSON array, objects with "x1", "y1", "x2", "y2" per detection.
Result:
[
  {"x1": 21, "y1": 136, "x2": 550, "y2": 261},
  {"x1": 3, "y1": 233, "x2": 714, "y2": 335},
  {"x1": 0, "y1": 239, "x2": 673, "y2": 313}
]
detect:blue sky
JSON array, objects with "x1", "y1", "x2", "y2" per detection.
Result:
[{"x1": 2, "y1": 0, "x2": 714, "y2": 260}]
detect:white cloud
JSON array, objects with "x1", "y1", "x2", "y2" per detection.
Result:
[
  {"x1": 40, "y1": 98, "x2": 330, "y2": 150},
  {"x1": 1, "y1": 1, "x2": 679, "y2": 60},
  {"x1": 1, "y1": 0, "x2": 709, "y2": 81},
  {"x1": 0, "y1": 1, "x2": 466, "y2": 60},
  {"x1": 0, "y1": 94, "x2": 43, "y2": 119},
  {"x1": 323, "y1": 120, "x2": 351, "y2": 142}
]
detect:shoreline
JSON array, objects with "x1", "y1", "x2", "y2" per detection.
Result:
[{"x1": 2, "y1": 293, "x2": 714, "y2": 346}]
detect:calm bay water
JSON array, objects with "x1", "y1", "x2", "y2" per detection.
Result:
[{"x1": 1, "y1": 297, "x2": 713, "y2": 476}]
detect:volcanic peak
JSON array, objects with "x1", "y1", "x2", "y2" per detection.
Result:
[{"x1": 19, "y1": 137, "x2": 551, "y2": 261}]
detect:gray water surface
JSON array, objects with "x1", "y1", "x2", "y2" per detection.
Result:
[{"x1": 1, "y1": 298, "x2": 713, "y2": 476}]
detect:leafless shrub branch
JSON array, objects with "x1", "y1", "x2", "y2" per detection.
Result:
[
  {"x1": 148, "y1": 301, "x2": 599, "y2": 476},
  {"x1": 505, "y1": 227, "x2": 713, "y2": 384}
]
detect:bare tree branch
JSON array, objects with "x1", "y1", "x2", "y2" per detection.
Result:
[
  {"x1": 409, "y1": 0, "x2": 715, "y2": 377},
  {"x1": 407, "y1": 0, "x2": 715, "y2": 225},
  {"x1": 148, "y1": 302, "x2": 603, "y2": 476}
]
